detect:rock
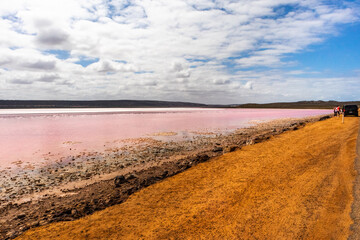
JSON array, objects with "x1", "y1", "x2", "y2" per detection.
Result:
[
  {"x1": 125, "y1": 174, "x2": 136, "y2": 181},
  {"x1": 224, "y1": 146, "x2": 238, "y2": 153},
  {"x1": 212, "y1": 147, "x2": 223, "y2": 152},
  {"x1": 28, "y1": 221, "x2": 39, "y2": 227},
  {"x1": 253, "y1": 136, "x2": 262, "y2": 143},
  {"x1": 6, "y1": 230, "x2": 17, "y2": 238},
  {"x1": 39, "y1": 220, "x2": 48, "y2": 226},
  {"x1": 16, "y1": 214, "x2": 26, "y2": 220},
  {"x1": 196, "y1": 154, "x2": 210, "y2": 163},
  {"x1": 18, "y1": 225, "x2": 29, "y2": 232},
  {"x1": 246, "y1": 139, "x2": 254, "y2": 145},
  {"x1": 114, "y1": 175, "x2": 126, "y2": 187},
  {"x1": 237, "y1": 140, "x2": 247, "y2": 145},
  {"x1": 162, "y1": 171, "x2": 169, "y2": 178},
  {"x1": 71, "y1": 209, "x2": 77, "y2": 215}
]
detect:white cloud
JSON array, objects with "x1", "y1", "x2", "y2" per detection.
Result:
[
  {"x1": 0, "y1": 48, "x2": 58, "y2": 70},
  {"x1": 243, "y1": 81, "x2": 253, "y2": 90},
  {"x1": 0, "y1": 0, "x2": 359, "y2": 103},
  {"x1": 86, "y1": 59, "x2": 137, "y2": 73},
  {"x1": 213, "y1": 79, "x2": 231, "y2": 85}
]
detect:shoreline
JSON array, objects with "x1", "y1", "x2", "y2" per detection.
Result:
[{"x1": 0, "y1": 114, "x2": 330, "y2": 239}]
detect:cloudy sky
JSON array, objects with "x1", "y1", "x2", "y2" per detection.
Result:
[{"x1": 0, "y1": 0, "x2": 360, "y2": 104}]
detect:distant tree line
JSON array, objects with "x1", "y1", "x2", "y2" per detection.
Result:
[{"x1": 0, "y1": 100, "x2": 357, "y2": 109}]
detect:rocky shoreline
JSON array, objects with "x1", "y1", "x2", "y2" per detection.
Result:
[{"x1": 0, "y1": 115, "x2": 330, "y2": 239}]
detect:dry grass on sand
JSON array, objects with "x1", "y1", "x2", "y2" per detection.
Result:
[{"x1": 17, "y1": 117, "x2": 359, "y2": 239}]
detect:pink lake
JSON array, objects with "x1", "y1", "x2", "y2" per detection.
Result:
[{"x1": 0, "y1": 108, "x2": 331, "y2": 169}]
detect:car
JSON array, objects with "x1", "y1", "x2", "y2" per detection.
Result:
[{"x1": 343, "y1": 105, "x2": 358, "y2": 117}]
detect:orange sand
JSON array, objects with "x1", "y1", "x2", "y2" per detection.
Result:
[{"x1": 17, "y1": 117, "x2": 359, "y2": 239}]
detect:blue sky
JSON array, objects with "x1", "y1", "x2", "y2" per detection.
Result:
[
  {"x1": 0, "y1": 0, "x2": 359, "y2": 104},
  {"x1": 287, "y1": 22, "x2": 360, "y2": 76}
]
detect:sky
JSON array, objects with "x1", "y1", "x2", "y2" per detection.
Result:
[{"x1": 0, "y1": 0, "x2": 360, "y2": 104}]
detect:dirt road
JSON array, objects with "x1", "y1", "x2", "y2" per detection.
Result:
[
  {"x1": 350, "y1": 118, "x2": 360, "y2": 239},
  {"x1": 17, "y1": 117, "x2": 359, "y2": 239}
]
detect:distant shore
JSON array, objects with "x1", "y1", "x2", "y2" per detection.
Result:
[
  {"x1": 0, "y1": 99, "x2": 359, "y2": 109},
  {"x1": 0, "y1": 114, "x2": 331, "y2": 239}
]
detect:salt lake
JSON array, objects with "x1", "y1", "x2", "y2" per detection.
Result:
[{"x1": 0, "y1": 108, "x2": 331, "y2": 168}]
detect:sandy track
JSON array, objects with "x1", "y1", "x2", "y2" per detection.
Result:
[
  {"x1": 350, "y1": 118, "x2": 360, "y2": 239},
  {"x1": 17, "y1": 117, "x2": 359, "y2": 239}
]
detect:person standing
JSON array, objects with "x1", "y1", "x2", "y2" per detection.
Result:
[{"x1": 336, "y1": 106, "x2": 340, "y2": 116}]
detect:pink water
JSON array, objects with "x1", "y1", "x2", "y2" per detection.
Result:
[{"x1": 0, "y1": 108, "x2": 331, "y2": 168}]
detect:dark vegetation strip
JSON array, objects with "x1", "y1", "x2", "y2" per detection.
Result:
[
  {"x1": 238, "y1": 100, "x2": 360, "y2": 109},
  {"x1": 0, "y1": 99, "x2": 358, "y2": 109},
  {"x1": 0, "y1": 100, "x2": 216, "y2": 109}
]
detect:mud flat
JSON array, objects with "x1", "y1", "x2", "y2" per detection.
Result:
[{"x1": 1, "y1": 115, "x2": 331, "y2": 239}]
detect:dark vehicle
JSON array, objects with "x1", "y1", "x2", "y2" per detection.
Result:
[{"x1": 343, "y1": 105, "x2": 359, "y2": 117}]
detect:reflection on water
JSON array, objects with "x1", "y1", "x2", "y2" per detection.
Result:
[{"x1": 0, "y1": 108, "x2": 331, "y2": 168}]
